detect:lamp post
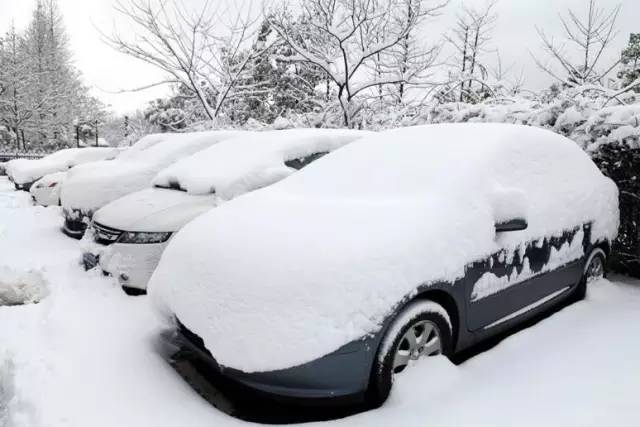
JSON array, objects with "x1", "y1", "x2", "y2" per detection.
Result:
[{"x1": 73, "y1": 119, "x2": 79, "y2": 148}]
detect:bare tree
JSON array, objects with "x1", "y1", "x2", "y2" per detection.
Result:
[
  {"x1": 104, "y1": 0, "x2": 277, "y2": 120},
  {"x1": 532, "y1": 0, "x2": 621, "y2": 87},
  {"x1": 269, "y1": 0, "x2": 448, "y2": 127},
  {"x1": 443, "y1": 1, "x2": 497, "y2": 103}
]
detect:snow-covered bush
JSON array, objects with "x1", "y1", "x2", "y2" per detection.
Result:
[{"x1": 592, "y1": 143, "x2": 640, "y2": 276}]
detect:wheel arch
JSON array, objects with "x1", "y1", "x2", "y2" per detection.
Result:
[{"x1": 413, "y1": 289, "x2": 461, "y2": 352}]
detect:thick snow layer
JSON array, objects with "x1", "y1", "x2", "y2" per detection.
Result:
[
  {"x1": 93, "y1": 187, "x2": 217, "y2": 232},
  {"x1": 60, "y1": 131, "x2": 243, "y2": 214},
  {"x1": 153, "y1": 129, "x2": 370, "y2": 199},
  {"x1": 149, "y1": 123, "x2": 619, "y2": 372},
  {"x1": 0, "y1": 179, "x2": 638, "y2": 426},
  {"x1": 6, "y1": 147, "x2": 119, "y2": 185}
]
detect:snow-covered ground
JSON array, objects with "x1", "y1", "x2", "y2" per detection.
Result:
[{"x1": 0, "y1": 175, "x2": 639, "y2": 427}]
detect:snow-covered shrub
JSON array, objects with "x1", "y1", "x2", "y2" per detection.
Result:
[{"x1": 593, "y1": 143, "x2": 640, "y2": 276}]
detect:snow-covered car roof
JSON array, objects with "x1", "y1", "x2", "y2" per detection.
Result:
[
  {"x1": 6, "y1": 147, "x2": 120, "y2": 185},
  {"x1": 149, "y1": 123, "x2": 619, "y2": 373},
  {"x1": 153, "y1": 128, "x2": 372, "y2": 199},
  {"x1": 60, "y1": 130, "x2": 244, "y2": 213}
]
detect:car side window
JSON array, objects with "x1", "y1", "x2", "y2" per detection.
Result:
[{"x1": 284, "y1": 152, "x2": 329, "y2": 170}]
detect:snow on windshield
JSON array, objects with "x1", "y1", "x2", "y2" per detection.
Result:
[
  {"x1": 152, "y1": 129, "x2": 371, "y2": 199},
  {"x1": 149, "y1": 123, "x2": 619, "y2": 373}
]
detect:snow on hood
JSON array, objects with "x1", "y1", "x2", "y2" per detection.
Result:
[
  {"x1": 6, "y1": 147, "x2": 119, "y2": 185},
  {"x1": 60, "y1": 130, "x2": 243, "y2": 213},
  {"x1": 149, "y1": 123, "x2": 619, "y2": 373},
  {"x1": 93, "y1": 188, "x2": 217, "y2": 232},
  {"x1": 152, "y1": 129, "x2": 371, "y2": 199}
]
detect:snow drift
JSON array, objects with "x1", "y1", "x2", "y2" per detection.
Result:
[
  {"x1": 149, "y1": 123, "x2": 619, "y2": 373},
  {"x1": 153, "y1": 128, "x2": 371, "y2": 200},
  {"x1": 60, "y1": 131, "x2": 243, "y2": 215},
  {"x1": 0, "y1": 268, "x2": 48, "y2": 306},
  {"x1": 6, "y1": 147, "x2": 119, "y2": 185}
]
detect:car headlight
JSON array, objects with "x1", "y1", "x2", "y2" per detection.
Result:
[{"x1": 118, "y1": 231, "x2": 172, "y2": 244}]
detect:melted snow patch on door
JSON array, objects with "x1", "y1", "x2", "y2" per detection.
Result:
[
  {"x1": 0, "y1": 268, "x2": 48, "y2": 306},
  {"x1": 472, "y1": 229, "x2": 585, "y2": 301}
]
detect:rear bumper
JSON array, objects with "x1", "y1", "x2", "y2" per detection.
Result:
[
  {"x1": 63, "y1": 212, "x2": 88, "y2": 239},
  {"x1": 166, "y1": 321, "x2": 377, "y2": 404},
  {"x1": 13, "y1": 181, "x2": 34, "y2": 191}
]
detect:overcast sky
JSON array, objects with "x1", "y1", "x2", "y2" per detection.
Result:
[{"x1": 0, "y1": 0, "x2": 636, "y2": 115}]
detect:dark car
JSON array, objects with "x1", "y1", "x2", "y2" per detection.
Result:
[{"x1": 149, "y1": 123, "x2": 619, "y2": 406}]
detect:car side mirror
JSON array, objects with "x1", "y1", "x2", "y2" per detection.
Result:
[{"x1": 495, "y1": 218, "x2": 528, "y2": 232}]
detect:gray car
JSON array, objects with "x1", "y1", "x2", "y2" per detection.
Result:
[{"x1": 152, "y1": 124, "x2": 618, "y2": 406}]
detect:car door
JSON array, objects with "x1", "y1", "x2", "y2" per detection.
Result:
[{"x1": 465, "y1": 225, "x2": 586, "y2": 331}]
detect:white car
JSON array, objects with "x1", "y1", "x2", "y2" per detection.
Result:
[
  {"x1": 84, "y1": 128, "x2": 371, "y2": 294},
  {"x1": 60, "y1": 130, "x2": 244, "y2": 238},
  {"x1": 6, "y1": 147, "x2": 120, "y2": 191},
  {"x1": 30, "y1": 171, "x2": 68, "y2": 206}
]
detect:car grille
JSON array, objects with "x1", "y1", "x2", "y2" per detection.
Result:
[{"x1": 92, "y1": 221, "x2": 123, "y2": 245}]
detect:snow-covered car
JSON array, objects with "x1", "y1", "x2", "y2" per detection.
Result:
[
  {"x1": 84, "y1": 128, "x2": 370, "y2": 295},
  {"x1": 5, "y1": 147, "x2": 119, "y2": 191},
  {"x1": 60, "y1": 130, "x2": 243, "y2": 239},
  {"x1": 149, "y1": 123, "x2": 619, "y2": 405},
  {"x1": 30, "y1": 171, "x2": 68, "y2": 206}
]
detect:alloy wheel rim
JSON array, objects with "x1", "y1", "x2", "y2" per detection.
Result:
[
  {"x1": 393, "y1": 320, "x2": 441, "y2": 373},
  {"x1": 586, "y1": 256, "x2": 604, "y2": 283}
]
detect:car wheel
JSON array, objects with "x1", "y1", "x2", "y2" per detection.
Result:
[
  {"x1": 367, "y1": 300, "x2": 452, "y2": 407},
  {"x1": 573, "y1": 247, "x2": 607, "y2": 301}
]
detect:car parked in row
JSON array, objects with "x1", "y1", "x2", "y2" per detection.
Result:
[
  {"x1": 84, "y1": 128, "x2": 370, "y2": 295},
  {"x1": 60, "y1": 130, "x2": 244, "y2": 238},
  {"x1": 30, "y1": 171, "x2": 68, "y2": 206},
  {"x1": 149, "y1": 123, "x2": 619, "y2": 405},
  {"x1": 5, "y1": 147, "x2": 120, "y2": 191}
]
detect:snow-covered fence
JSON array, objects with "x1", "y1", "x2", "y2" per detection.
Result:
[{"x1": 0, "y1": 151, "x2": 45, "y2": 162}]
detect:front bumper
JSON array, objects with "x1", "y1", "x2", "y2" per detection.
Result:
[
  {"x1": 167, "y1": 320, "x2": 379, "y2": 403},
  {"x1": 97, "y1": 241, "x2": 169, "y2": 292}
]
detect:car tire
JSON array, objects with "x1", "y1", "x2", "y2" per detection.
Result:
[
  {"x1": 572, "y1": 247, "x2": 607, "y2": 301},
  {"x1": 367, "y1": 300, "x2": 452, "y2": 407}
]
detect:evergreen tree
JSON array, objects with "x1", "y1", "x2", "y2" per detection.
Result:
[
  {"x1": 225, "y1": 15, "x2": 327, "y2": 125},
  {"x1": 618, "y1": 33, "x2": 640, "y2": 91}
]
